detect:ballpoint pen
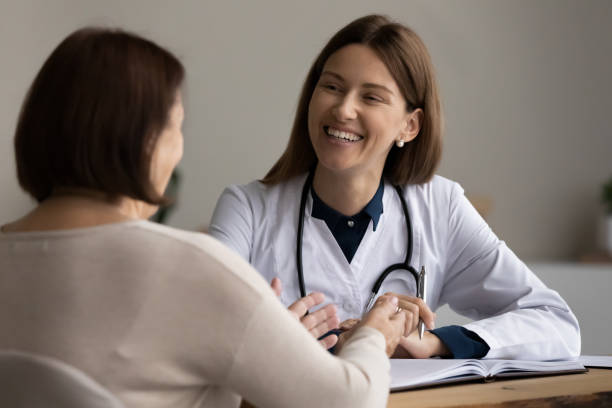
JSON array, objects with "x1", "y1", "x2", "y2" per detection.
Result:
[{"x1": 417, "y1": 266, "x2": 427, "y2": 339}]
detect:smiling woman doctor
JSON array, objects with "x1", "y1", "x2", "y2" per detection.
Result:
[{"x1": 209, "y1": 15, "x2": 580, "y2": 360}]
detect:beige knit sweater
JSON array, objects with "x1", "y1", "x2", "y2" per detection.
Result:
[{"x1": 0, "y1": 220, "x2": 390, "y2": 408}]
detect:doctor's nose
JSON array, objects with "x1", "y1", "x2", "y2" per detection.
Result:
[{"x1": 332, "y1": 95, "x2": 358, "y2": 121}]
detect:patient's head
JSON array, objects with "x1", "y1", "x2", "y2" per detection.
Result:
[{"x1": 14, "y1": 27, "x2": 185, "y2": 205}]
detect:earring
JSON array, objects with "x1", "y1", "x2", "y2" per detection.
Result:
[{"x1": 396, "y1": 139, "x2": 405, "y2": 148}]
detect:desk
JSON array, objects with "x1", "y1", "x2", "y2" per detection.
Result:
[{"x1": 388, "y1": 368, "x2": 612, "y2": 407}]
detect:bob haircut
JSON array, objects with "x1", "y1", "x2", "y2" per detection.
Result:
[
  {"x1": 263, "y1": 14, "x2": 442, "y2": 185},
  {"x1": 14, "y1": 27, "x2": 184, "y2": 204}
]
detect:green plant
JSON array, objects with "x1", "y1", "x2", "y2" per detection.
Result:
[
  {"x1": 152, "y1": 168, "x2": 181, "y2": 224},
  {"x1": 603, "y1": 177, "x2": 612, "y2": 215}
]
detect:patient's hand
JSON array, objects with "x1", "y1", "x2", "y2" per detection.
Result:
[
  {"x1": 337, "y1": 295, "x2": 415, "y2": 357},
  {"x1": 334, "y1": 318, "x2": 360, "y2": 354},
  {"x1": 381, "y1": 292, "x2": 448, "y2": 358},
  {"x1": 335, "y1": 293, "x2": 438, "y2": 357},
  {"x1": 339, "y1": 318, "x2": 360, "y2": 331},
  {"x1": 271, "y1": 277, "x2": 340, "y2": 349}
]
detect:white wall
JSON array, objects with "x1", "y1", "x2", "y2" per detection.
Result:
[{"x1": 1, "y1": 0, "x2": 612, "y2": 261}]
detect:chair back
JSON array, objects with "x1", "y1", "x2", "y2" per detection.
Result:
[{"x1": 0, "y1": 349, "x2": 124, "y2": 408}]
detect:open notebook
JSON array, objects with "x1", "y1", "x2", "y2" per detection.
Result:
[{"x1": 390, "y1": 358, "x2": 586, "y2": 391}]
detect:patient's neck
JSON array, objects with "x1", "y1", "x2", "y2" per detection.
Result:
[{"x1": 1, "y1": 191, "x2": 157, "y2": 233}]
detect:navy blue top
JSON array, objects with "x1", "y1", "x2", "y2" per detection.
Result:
[
  {"x1": 311, "y1": 179, "x2": 384, "y2": 263},
  {"x1": 311, "y1": 181, "x2": 490, "y2": 358}
]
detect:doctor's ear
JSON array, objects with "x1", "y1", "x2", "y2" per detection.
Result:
[{"x1": 399, "y1": 108, "x2": 423, "y2": 144}]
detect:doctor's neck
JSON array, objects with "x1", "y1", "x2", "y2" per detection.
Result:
[{"x1": 312, "y1": 165, "x2": 382, "y2": 217}]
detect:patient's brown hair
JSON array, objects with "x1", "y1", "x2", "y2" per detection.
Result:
[
  {"x1": 262, "y1": 14, "x2": 442, "y2": 185},
  {"x1": 14, "y1": 27, "x2": 184, "y2": 204}
]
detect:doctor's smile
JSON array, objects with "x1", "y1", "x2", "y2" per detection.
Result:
[{"x1": 323, "y1": 126, "x2": 363, "y2": 143}]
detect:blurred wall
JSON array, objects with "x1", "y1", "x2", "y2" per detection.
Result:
[{"x1": 1, "y1": 0, "x2": 611, "y2": 260}]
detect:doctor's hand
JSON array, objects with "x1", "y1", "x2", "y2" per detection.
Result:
[
  {"x1": 386, "y1": 292, "x2": 436, "y2": 332},
  {"x1": 339, "y1": 295, "x2": 418, "y2": 357},
  {"x1": 382, "y1": 292, "x2": 450, "y2": 358},
  {"x1": 271, "y1": 277, "x2": 340, "y2": 349},
  {"x1": 392, "y1": 330, "x2": 451, "y2": 359}
]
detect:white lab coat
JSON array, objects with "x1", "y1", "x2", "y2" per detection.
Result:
[{"x1": 209, "y1": 174, "x2": 580, "y2": 360}]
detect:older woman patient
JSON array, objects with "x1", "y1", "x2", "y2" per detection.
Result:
[{"x1": 0, "y1": 28, "x2": 419, "y2": 408}]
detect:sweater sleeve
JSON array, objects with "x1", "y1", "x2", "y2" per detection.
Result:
[
  {"x1": 169, "y1": 233, "x2": 392, "y2": 408},
  {"x1": 224, "y1": 294, "x2": 390, "y2": 408}
]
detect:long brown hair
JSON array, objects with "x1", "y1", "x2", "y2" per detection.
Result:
[{"x1": 262, "y1": 14, "x2": 442, "y2": 185}]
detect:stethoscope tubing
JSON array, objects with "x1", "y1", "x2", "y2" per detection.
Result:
[
  {"x1": 296, "y1": 171, "x2": 314, "y2": 300},
  {"x1": 296, "y1": 172, "x2": 419, "y2": 302}
]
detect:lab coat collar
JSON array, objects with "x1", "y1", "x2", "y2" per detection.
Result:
[{"x1": 310, "y1": 178, "x2": 384, "y2": 231}]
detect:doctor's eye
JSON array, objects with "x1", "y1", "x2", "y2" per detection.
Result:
[
  {"x1": 363, "y1": 93, "x2": 384, "y2": 103},
  {"x1": 320, "y1": 82, "x2": 342, "y2": 93}
]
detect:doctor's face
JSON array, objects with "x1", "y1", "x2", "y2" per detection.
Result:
[{"x1": 307, "y1": 44, "x2": 418, "y2": 179}]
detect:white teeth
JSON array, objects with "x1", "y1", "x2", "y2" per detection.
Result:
[{"x1": 326, "y1": 127, "x2": 362, "y2": 142}]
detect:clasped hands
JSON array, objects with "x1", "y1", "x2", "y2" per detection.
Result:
[{"x1": 270, "y1": 278, "x2": 449, "y2": 358}]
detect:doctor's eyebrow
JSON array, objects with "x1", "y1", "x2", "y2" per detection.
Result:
[{"x1": 320, "y1": 71, "x2": 396, "y2": 96}]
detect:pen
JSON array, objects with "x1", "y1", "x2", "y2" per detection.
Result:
[
  {"x1": 364, "y1": 292, "x2": 376, "y2": 318},
  {"x1": 417, "y1": 266, "x2": 427, "y2": 340}
]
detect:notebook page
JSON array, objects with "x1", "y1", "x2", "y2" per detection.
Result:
[
  {"x1": 484, "y1": 359, "x2": 585, "y2": 376},
  {"x1": 390, "y1": 359, "x2": 486, "y2": 390},
  {"x1": 579, "y1": 355, "x2": 612, "y2": 368}
]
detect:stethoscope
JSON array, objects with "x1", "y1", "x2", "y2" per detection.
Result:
[{"x1": 296, "y1": 170, "x2": 421, "y2": 312}]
